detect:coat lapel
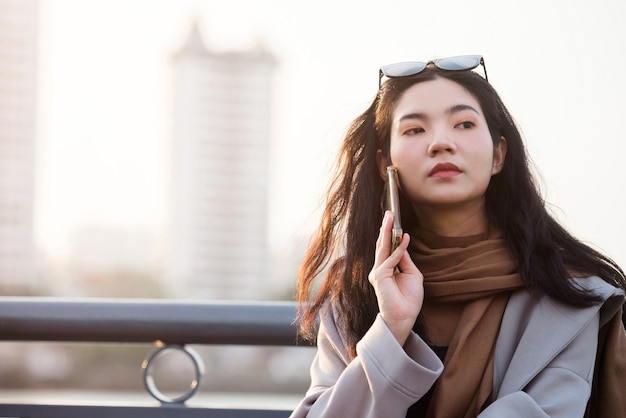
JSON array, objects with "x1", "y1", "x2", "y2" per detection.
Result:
[{"x1": 494, "y1": 276, "x2": 622, "y2": 397}]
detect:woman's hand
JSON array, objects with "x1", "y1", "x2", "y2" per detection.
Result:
[{"x1": 368, "y1": 211, "x2": 424, "y2": 346}]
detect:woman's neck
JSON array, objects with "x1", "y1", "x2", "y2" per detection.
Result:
[{"x1": 412, "y1": 201, "x2": 489, "y2": 237}]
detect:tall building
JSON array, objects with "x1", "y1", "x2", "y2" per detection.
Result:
[
  {"x1": 0, "y1": 0, "x2": 39, "y2": 292},
  {"x1": 167, "y1": 23, "x2": 276, "y2": 299}
]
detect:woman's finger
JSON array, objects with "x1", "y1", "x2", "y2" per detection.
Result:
[{"x1": 374, "y1": 211, "x2": 393, "y2": 262}]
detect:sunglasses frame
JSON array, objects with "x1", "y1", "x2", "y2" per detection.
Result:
[{"x1": 378, "y1": 55, "x2": 488, "y2": 88}]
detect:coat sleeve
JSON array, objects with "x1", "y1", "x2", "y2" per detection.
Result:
[
  {"x1": 289, "y1": 309, "x2": 444, "y2": 418},
  {"x1": 479, "y1": 311, "x2": 600, "y2": 418}
]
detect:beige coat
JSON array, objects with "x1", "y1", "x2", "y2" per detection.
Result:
[{"x1": 290, "y1": 277, "x2": 624, "y2": 418}]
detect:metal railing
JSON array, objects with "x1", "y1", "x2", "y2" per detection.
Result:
[{"x1": 0, "y1": 297, "x2": 308, "y2": 418}]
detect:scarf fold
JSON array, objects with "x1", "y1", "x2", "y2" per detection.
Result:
[{"x1": 408, "y1": 227, "x2": 523, "y2": 418}]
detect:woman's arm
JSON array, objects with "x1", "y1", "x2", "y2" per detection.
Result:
[
  {"x1": 291, "y1": 211, "x2": 435, "y2": 417},
  {"x1": 290, "y1": 309, "x2": 444, "y2": 418}
]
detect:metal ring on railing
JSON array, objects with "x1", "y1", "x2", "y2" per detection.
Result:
[{"x1": 141, "y1": 343, "x2": 205, "y2": 404}]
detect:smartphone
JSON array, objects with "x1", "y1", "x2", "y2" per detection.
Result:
[{"x1": 383, "y1": 166, "x2": 403, "y2": 252}]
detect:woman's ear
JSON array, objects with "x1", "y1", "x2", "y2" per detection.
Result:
[
  {"x1": 491, "y1": 136, "x2": 507, "y2": 175},
  {"x1": 376, "y1": 149, "x2": 390, "y2": 180}
]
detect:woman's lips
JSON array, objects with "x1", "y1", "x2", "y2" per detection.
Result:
[{"x1": 429, "y1": 162, "x2": 462, "y2": 178}]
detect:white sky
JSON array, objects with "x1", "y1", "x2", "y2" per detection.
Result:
[{"x1": 35, "y1": 0, "x2": 626, "y2": 269}]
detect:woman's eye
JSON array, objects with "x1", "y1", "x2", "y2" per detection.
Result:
[
  {"x1": 456, "y1": 121, "x2": 475, "y2": 129},
  {"x1": 403, "y1": 127, "x2": 425, "y2": 135}
]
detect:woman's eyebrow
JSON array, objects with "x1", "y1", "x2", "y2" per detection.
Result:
[
  {"x1": 398, "y1": 112, "x2": 427, "y2": 123},
  {"x1": 447, "y1": 104, "x2": 480, "y2": 115},
  {"x1": 398, "y1": 104, "x2": 481, "y2": 124}
]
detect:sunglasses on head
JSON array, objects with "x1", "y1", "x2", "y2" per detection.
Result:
[{"x1": 378, "y1": 55, "x2": 488, "y2": 88}]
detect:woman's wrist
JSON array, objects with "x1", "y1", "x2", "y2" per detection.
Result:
[{"x1": 380, "y1": 315, "x2": 414, "y2": 346}]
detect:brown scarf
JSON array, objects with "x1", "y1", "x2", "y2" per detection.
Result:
[{"x1": 408, "y1": 227, "x2": 524, "y2": 418}]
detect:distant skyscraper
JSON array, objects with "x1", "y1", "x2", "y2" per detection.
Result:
[
  {"x1": 0, "y1": 0, "x2": 39, "y2": 292},
  {"x1": 167, "y1": 23, "x2": 276, "y2": 299}
]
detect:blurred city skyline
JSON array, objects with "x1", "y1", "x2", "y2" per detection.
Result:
[
  {"x1": 34, "y1": 2, "x2": 311, "y2": 294},
  {"x1": 33, "y1": 0, "x2": 626, "y2": 283}
]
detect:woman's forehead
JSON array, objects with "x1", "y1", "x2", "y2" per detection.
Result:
[{"x1": 393, "y1": 78, "x2": 483, "y2": 121}]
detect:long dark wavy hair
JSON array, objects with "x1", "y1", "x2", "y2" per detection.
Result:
[{"x1": 295, "y1": 66, "x2": 626, "y2": 353}]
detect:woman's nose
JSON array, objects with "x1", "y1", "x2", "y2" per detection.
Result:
[{"x1": 427, "y1": 132, "x2": 456, "y2": 156}]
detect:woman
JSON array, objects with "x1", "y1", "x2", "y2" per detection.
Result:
[{"x1": 290, "y1": 56, "x2": 626, "y2": 418}]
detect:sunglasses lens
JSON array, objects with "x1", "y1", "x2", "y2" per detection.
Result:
[
  {"x1": 380, "y1": 61, "x2": 427, "y2": 78},
  {"x1": 436, "y1": 55, "x2": 482, "y2": 71}
]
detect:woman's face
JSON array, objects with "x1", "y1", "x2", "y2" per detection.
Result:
[{"x1": 379, "y1": 77, "x2": 506, "y2": 214}]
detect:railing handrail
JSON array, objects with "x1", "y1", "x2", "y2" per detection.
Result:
[{"x1": 0, "y1": 297, "x2": 303, "y2": 346}]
